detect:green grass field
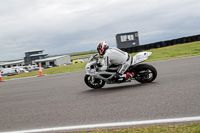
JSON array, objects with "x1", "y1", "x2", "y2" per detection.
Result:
[
  {"x1": 76, "y1": 123, "x2": 200, "y2": 133},
  {"x1": 136, "y1": 41, "x2": 200, "y2": 61},
  {"x1": 2, "y1": 41, "x2": 200, "y2": 81}
]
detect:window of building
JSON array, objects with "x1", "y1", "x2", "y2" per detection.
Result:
[{"x1": 120, "y1": 34, "x2": 135, "y2": 42}]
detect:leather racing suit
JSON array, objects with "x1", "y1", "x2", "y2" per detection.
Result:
[{"x1": 99, "y1": 47, "x2": 132, "y2": 75}]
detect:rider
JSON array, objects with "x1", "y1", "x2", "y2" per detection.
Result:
[{"x1": 97, "y1": 41, "x2": 133, "y2": 81}]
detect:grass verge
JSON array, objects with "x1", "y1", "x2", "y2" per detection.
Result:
[
  {"x1": 135, "y1": 41, "x2": 200, "y2": 62},
  {"x1": 76, "y1": 123, "x2": 200, "y2": 133},
  {"x1": 2, "y1": 41, "x2": 200, "y2": 81}
]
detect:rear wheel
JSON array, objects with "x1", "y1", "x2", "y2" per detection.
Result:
[
  {"x1": 134, "y1": 64, "x2": 157, "y2": 83},
  {"x1": 84, "y1": 74, "x2": 105, "y2": 89}
]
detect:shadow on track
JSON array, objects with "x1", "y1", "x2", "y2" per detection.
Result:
[{"x1": 83, "y1": 82, "x2": 157, "y2": 94}]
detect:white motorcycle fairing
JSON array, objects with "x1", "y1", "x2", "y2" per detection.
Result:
[
  {"x1": 132, "y1": 52, "x2": 152, "y2": 65},
  {"x1": 84, "y1": 51, "x2": 157, "y2": 89}
]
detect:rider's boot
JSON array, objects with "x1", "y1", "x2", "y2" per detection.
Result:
[
  {"x1": 115, "y1": 72, "x2": 135, "y2": 82},
  {"x1": 114, "y1": 72, "x2": 127, "y2": 83},
  {"x1": 126, "y1": 72, "x2": 135, "y2": 81}
]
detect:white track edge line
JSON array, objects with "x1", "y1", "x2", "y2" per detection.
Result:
[{"x1": 2, "y1": 116, "x2": 200, "y2": 133}]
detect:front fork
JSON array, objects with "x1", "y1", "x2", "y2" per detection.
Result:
[{"x1": 90, "y1": 76, "x2": 95, "y2": 84}]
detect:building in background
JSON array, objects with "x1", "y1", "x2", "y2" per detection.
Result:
[
  {"x1": 0, "y1": 60, "x2": 24, "y2": 68},
  {"x1": 34, "y1": 55, "x2": 71, "y2": 68},
  {"x1": 0, "y1": 50, "x2": 71, "y2": 68},
  {"x1": 24, "y1": 50, "x2": 48, "y2": 65},
  {"x1": 116, "y1": 31, "x2": 139, "y2": 52}
]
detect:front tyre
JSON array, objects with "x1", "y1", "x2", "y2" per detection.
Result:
[
  {"x1": 84, "y1": 74, "x2": 105, "y2": 89},
  {"x1": 134, "y1": 64, "x2": 157, "y2": 83}
]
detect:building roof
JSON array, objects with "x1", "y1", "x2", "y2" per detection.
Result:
[
  {"x1": 34, "y1": 55, "x2": 69, "y2": 62},
  {"x1": 116, "y1": 31, "x2": 138, "y2": 36},
  {"x1": 25, "y1": 49, "x2": 44, "y2": 53},
  {"x1": 29, "y1": 53, "x2": 48, "y2": 57},
  {"x1": 0, "y1": 60, "x2": 24, "y2": 66}
]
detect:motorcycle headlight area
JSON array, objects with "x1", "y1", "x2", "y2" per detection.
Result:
[
  {"x1": 86, "y1": 66, "x2": 96, "y2": 73},
  {"x1": 86, "y1": 66, "x2": 90, "y2": 72}
]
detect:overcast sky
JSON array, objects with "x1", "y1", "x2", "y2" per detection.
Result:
[{"x1": 0, "y1": 0, "x2": 200, "y2": 61}]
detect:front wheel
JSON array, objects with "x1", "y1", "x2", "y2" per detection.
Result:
[
  {"x1": 84, "y1": 74, "x2": 105, "y2": 89},
  {"x1": 134, "y1": 64, "x2": 157, "y2": 83}
]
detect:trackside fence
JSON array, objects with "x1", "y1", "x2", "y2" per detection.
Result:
[{"x1": 121, "y1": 34, "x2": 200, "y2": 53}]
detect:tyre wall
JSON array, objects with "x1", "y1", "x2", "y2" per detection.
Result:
[{"x1": 122, "y1": 34, "x2": 200, "y2": 53}]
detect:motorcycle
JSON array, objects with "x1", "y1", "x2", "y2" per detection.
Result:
[{"x1": 84, "y1": 51, "x2": 157, "y2": 89}]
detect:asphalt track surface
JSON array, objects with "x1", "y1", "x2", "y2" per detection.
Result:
[{"x1": 0, "y1": 56, "x2": 200, "y2": 132}]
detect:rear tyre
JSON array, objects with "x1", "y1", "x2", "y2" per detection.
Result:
[
  {"x1": 134, "y1": 64, "x2": 157, "y2": 83},
  {"x1": 84, "y1": 74, "x2": 105, "y2": 89}
]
